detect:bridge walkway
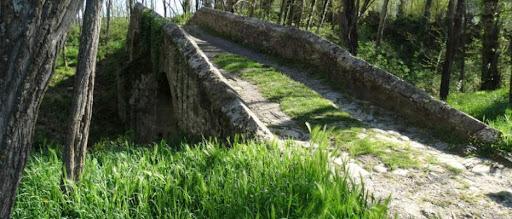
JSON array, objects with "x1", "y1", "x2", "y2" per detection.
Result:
[{"x1": 185, "y1": 25, "x2": 512, "y2": 218}]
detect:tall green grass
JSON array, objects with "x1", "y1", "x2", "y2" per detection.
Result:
[
  {"x1": 14, "y1": 135, "x2": 388, "y2": 218},
  {"x1": 448, "y1": 88, "x2": 512, "y2": 150}
]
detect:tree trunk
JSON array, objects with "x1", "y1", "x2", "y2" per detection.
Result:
[
  {"x1": 458, "y1": 10, "x2": 467, "y2": 92},
  {"x1": 163, "y1": 0, "x2": 168, "y2": 16},
  {"x1": 316, "y1": 0, "x2": 330, "y2": 32},
  {"x1": 129, "y1": 0, "x2": 134, "y2": 16},
  {"x1": 225, "y1": 0, "x2": 237, "y2": 12},
  {"x1": 279, "y1": 0, "x2": 288, "y2": 24},
  {"x1": 376, "y1": 0, "x2": 389, "y2": 46},
  {"x1": 305, "y1": 0, "x2": 318, "y2": 30},
  {"x1": 340, "y1": 0, "x2": 358, "y2": 55},
  {"x1": 290, "y1": 0, "x2": 304, "y2": 27},
  {"x1": 0, "y1": 1, "x2": 84, "y2": 217},
  {"x1": 480, "y1": 0, "x2": 501, "y2": 90},
  {"x1": 423, "y1": 0, "x2": 433, "y2": 22},
  {"x1": 106, "y1": 0, "x2": 112, "y2": 41},
  {"x1": 439, "y1": 0, "x2": 464, "y2": 100},
  {"x1": 286, "y1": 0, "x2": 295, "y2": 26},
  {"x1": 62, "y1": 38, "x2": 69, "y2": 69},
  {"x1": 64, "y1": 0, "x2": 103, "y2": 183},
  {"x1": 249, "y1": 0, "x2": 256, "y2": 17},
  {"x1": 508, "y1": 34, "x2": 512, "y2": 105}
]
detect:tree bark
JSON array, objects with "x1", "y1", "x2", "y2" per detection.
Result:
[
  {"x1": 0, "y1": 1, "x2": 84, "y2": 217},
  {"x1": 376, "y1": 0, "x2": 389, "y2": 46},
  {"x1": 480, "y1": 0, "x2": 501, "y2": 90},
  {"x1": 340, "y1": 0, "x2": 358, "y2": 55},
  {"x1": 439, "y1": 0, "x2": 464, "y2": 100},
  {"x1": 64, "y1": 0, "x2": 103, "y2": 183}
]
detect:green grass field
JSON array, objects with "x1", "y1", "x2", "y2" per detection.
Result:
[{"x1": 14, "y1": 135, "x2": 388, "y2": 218}]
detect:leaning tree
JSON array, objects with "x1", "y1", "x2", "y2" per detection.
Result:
[{"x1": 0, "y1": 1, "x2": 84, "y2": 217}]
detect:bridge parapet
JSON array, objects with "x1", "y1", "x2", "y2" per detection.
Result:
[
  {"x1": 188, "y1": 8, "x2": 502, "y2": 145},
  {"x1": 118, "y1": 3, "x2": 271, "y2": 143}
]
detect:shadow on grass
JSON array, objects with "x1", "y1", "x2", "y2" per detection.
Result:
[
  {"x1": 476, "y1": 98, "x2": 509, "y2": 122},
  {"x1": 35, "y1": 47, "x2": 128, "y2": 149},
  {"x1": 487, "y1": 191, "x2": 512, "y2": 208}
]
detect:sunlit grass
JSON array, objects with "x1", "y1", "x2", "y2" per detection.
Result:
[
  {"x1": 448, "y1": 88, "x2": 512, "y2": 150},
  {"x1": 214, "y1": 53, "x2": 420, "y2": 169},
  {"x1": 14, "y1": 136, "x2": 388, "y2": 218}
]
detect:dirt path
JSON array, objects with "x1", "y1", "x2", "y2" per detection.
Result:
[{"x1": 185, "y1": 26, "x2": 512, "y2": 218}]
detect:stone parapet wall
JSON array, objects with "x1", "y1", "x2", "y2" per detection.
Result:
[
  {"x1": 118, "y1": 4, "x2": 271, "y2": 143},
  {"x1": 189, "y1": 8, "x2": 501, "y2": 144}
]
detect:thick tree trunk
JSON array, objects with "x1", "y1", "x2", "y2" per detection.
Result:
[
  {"x1": 305, "y1": 0, "x2": 318, "y2": 30},
  {"x1": 64, "y1": 0, "x2": 103, "y2": 182},
  {"x1": 0, "y1": 1, "x2": 83, "y2": 217},
  {"x1": 316, "y1": 0, "x2": 330, "y2": 32},
  {"x1": 480, "y1": 0, "x2": 501, "y2": 90},
  {"x1": 376, "y1": 0, "x2": 389, "y2": 46},
  {"x1": 340, "y1": 0, "x2": 358, "y2": 55},
  {"x1": 439, "y1": 0, "x2": 464, "y2": 100}
]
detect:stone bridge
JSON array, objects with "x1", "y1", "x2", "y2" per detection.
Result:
[
  {"x1": 117, "y1": 4, "x2": 512, "y2": 217},
  {"x1": 119, "y1": 3, "x2": 500, "y2": 145}
]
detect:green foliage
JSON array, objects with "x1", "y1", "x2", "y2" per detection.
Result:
[
  {"x1": 98, "y1": 18, "x2": 129, "y2": 60},
  {"x1": 170, "y1": 13, "x2": 193, "y2": 26},
  {"x1": 14, "y1": 137, "x2": 388, "y2": 218},
  {"x1": 358, "y1": 41, "x2": 441, "y2": 93}
]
